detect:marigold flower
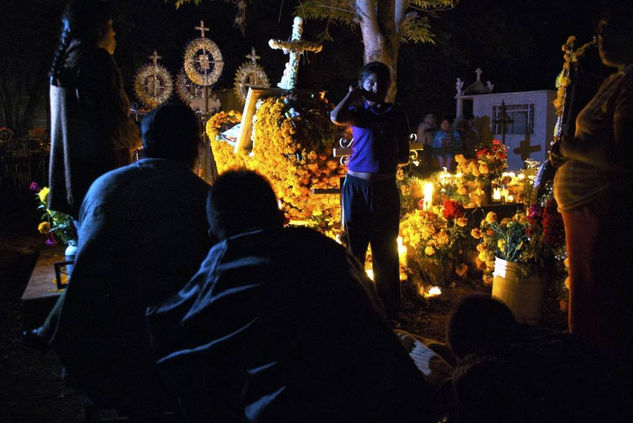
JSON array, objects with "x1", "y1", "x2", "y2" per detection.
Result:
[
  {"x1": 38, "y1": 221, "x2": 51, "y2": 234},
  {"x1": 38, "y1": 186, "x2": 50, "y2": 204},
  {"x1": 471, "y1": 228, "x2": 481, "y2": 239},
  {"x1": 485, "y1": 211, "x2": 497, "y2": 224},
  {"x1": 457, "y1": 185, "x2": 468, "y2": 195},
  {"x1": 455, "y1": 263, "x2": 468, "y2": 278},
  {"x1": 497, "y1": 239, "x2": 506, "y2": 250},
  {"x1": 456, "y1": 217, "x2": 468, "y2": 227},
  {"x1": 425, "y1": 246, "x2": 436, "y2": 256}
]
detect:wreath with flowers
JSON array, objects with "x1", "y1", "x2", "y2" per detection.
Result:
[{"x1": 206, "y1": 93, "x2": 346, "y2": 237}]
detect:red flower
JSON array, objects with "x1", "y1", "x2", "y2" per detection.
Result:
[
  {"x1": 442, "y1": 199, "x2": 465, "y2": 220},
  {"x1": 492, "y1": 139, "x2": 501, "y2": 145}
]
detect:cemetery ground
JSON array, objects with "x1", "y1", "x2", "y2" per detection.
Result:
[{"x1": 0, "y1": 183, "x2": 567, "y2": 422}]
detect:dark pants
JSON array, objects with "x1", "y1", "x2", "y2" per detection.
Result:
[{"x1": 342, "y1": 174, "x2": 400, "y2": 318}]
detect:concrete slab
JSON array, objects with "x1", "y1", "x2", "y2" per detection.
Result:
[{"x1": 21, "y1": 245, "x2": 67, "y2": 328}]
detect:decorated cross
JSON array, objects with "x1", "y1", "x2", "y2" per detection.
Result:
[
  {"x1": 246, "y1": 47, "x2": 260, "y2": 65},
  {"x1": 195, "y1": 20, "x2": 209, "y2": 38},
  {"x1": 268, "y1": 16, "x2": 322, "y2": 90},
  {"x1": 513, "y1": 137, "x2": 541, "y2": 161}
]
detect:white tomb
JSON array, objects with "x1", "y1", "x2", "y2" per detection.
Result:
[{"x1": 456, "y1": 69, "x2": 556, "y2": 170}]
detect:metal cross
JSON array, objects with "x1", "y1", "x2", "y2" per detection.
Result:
[
  {"x1": 149, "y1": 50, "x2": 162, "y2": 67},
  {"x1": 245, "y1": 47, "x2": 260, "y2": 65},
  {"x1": 195, "y1": 20, "x2": 209, "y2": 38},
  {"x1": 492, "y1": 101, "x2": 513, "y2": 145}
]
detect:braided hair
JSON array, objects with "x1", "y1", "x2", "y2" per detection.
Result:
[{"x1": 49, "y1": 0, "x2": 112, "y2": 86}]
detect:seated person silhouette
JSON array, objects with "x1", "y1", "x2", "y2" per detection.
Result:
[
  {"x1": 50, "y1": 103, "x2": 212, "y2": 420},
  {"x1": 448, "y1": 295, "x2": 619, "y2": 423},
  {"x1": 147, "y1": 169, "x2": 434, "y2": 423}
]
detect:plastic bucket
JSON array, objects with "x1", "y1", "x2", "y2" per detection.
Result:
[{"x1": 491, "y1": 257, "x2": 543, "y2": 325}]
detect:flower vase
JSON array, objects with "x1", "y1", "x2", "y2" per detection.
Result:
[
  {"x1": 65, "y1": 240, "x2": 78, "y2": 277},
  {"x1": 491, "y1": 257, "x2": 544, "y2": 325}
]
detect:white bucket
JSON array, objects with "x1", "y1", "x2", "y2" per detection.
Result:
[{"x1": 491, "y1": 257, "x2": 543, "y2": 325}]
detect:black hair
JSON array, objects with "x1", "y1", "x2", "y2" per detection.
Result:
[
  {"x1": 359, "y1": 61, "x2": 391, "y2": 86},
  {"x1": 50, "y1": 0, "x2": 112, "y2": 85},
  {"x1": 141, "y1": 102, "x2": 201, "y2": 168},
  {"x1": 206, "y1": 169, "x2": 283, "y2": 240},
  {"x1": 447, "y1": 295, "x2": 518, "y2": 359}
]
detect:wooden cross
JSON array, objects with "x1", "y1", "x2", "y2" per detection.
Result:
[
  {"x1": 492, "y1": 100, "x2": 513, "y2": 145},
  {"x1": 195, "y1": 20, "x2": 209, "y2": 38},
  {"x1": 245, "y1": 47, "x2": 260, "y2": 65},
  {"x1": 268, "y1": 16, "x2": 322, "y2": 90},
  {"x1": 513, "y1": 137, "x2": 541, "y2": 161},
  {"x1": 149, "y1": 50, "x2": 162, "y2": 67}
]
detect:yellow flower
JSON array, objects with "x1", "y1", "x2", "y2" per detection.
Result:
[
  {"x1": 478, "y1": 251, "x2": 488, "y2": 262},
  {"x1": 500, "y1": 218, "x2": 510, "y2": 226},
  {"x1": 425, "y1": 246, "x2": 436, "y2": 256},
  {"x1": 485, "y1": 211, "x2": 497, "y2": 224},
  {"x1": 457, "y1": 185, "x2": 468, "y2": 195},
  {"x1": 476, "y1": 242, "x2": 488, "y2": 252},
  {"x1": 497, "y1": 239, "x2": 506, "y2": 250},
  {"x1": 478, "y1": 163, "x2": 489, "y2": 174},
  {"x1": 456, "y1": 217, "x2": 468, "y2": 227},
  {"x1": 471, "y1": 228, "x2": 481, "y2": 239},
  {"x1": 38, "y1": 221, "x2": 51, "y2": 234},
  {"x1": 38, "y1": 186, "x2": 50, "y2": 203}
]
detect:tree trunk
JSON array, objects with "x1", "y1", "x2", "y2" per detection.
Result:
[{"x1": 356, "y1": 0, "x2": 408, "y2": 102}]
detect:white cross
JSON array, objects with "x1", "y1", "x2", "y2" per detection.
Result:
[
  {"x1": 476, "y1": 68, "x2": 483, "y2": 82},
  {"x1": 268, "y1": 16, "x2": 322, "y2": 90}
]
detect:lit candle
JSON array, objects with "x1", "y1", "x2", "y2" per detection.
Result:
[
  {"x1": 507, "y1": 194, "x2": 514, "y2": 202},
  {"x1": 420, "y1": 286, "x2": 442, "y2": 298},
  {"x1": 397, "y1": 236, "x2": 408, "y2": 267},
  {"x1": 365, "y1": 269, "x2": 374, "y2": 281},
  {"x1": 492, "y1": 188, "x2": 502, "y2": 202},
  {"x1": 422, "y1": 182, "x2": 434, "y2": 210},
  {"x1": 425, "y1": 286, "x2": 442, "y2": 298}
]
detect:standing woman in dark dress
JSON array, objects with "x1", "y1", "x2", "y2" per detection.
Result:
[
  {"x1": 48, "y1": 0, "x2": 140, "y2": 220},
  {"x1": 553, "y1": 3, "x2": 633, "y2": 361}
]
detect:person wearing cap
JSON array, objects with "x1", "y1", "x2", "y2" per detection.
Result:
[{"x1": 32, "y1": 103, "x2": 212, "y2": 419}]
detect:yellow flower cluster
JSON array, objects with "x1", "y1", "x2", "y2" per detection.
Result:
[
  {"x1": 399, "y1": 208, "x2": 468, "y2": 272},
  {"x1": 207, "y1": 96, "x2": 346, "y2": 234}
]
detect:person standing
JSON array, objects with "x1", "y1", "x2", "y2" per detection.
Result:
[
  {"x1": 553, "y1": 4, "x2": 633, "y2": 361},
  {"x1": 330, "y1": 61, "x2": 410, "y2": 319},
  {"x1": 432, "y1": 119, "x2": 462, "y2": 171},
  {"x1": 48, "y1": 0, "x2": 141, "y2": 220}
]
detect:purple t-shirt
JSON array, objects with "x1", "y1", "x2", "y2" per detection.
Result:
[{"x1": 347, "y1": 102, "x2": 409, "y2": 174}]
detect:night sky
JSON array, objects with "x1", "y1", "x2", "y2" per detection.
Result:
[{"x1": 1, "y1": 0, "x2": 608, "y2": 131}]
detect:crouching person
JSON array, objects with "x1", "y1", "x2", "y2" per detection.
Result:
[
  {"x1": 52, "y1": 103, "x2": 212, "y2": 420},
  {"x1": 148, "y1": 169, "x2": 434, "y2": 422}
]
